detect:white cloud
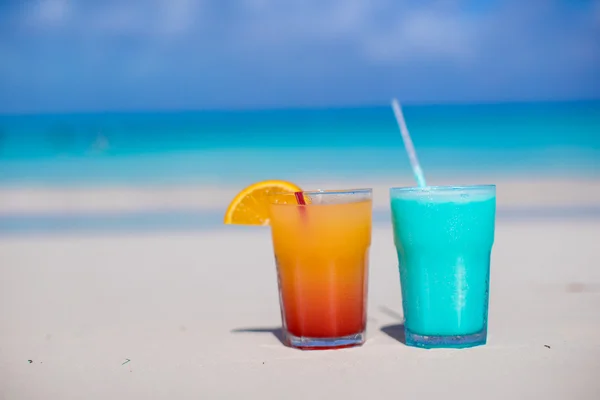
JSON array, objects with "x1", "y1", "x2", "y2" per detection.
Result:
[
  {"x1": 23, "y1": 0, "x2": 201, "y2": 38},
  {"x1": 85, "y1": 4, "x2": 148, "y2": 36},
  {"x1": 157, "y1": 0, "x2": 201, "y2": 36},
  {"x1": 213, "y1": 0, "x2": 480, "y2": 66},
  {"x1": 359, "y1": 8, "x2": 476, "y2": 64},
  {"x1": 31, "y1": 0, "x2": 71, "y2": 26}
]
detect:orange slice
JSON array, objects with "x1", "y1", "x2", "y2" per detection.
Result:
[{"x1": 224, "y1": 180, "x2": 303, "y2": 225}]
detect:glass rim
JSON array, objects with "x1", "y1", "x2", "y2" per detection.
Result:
[
  {"x1": 390, "y1": 184, "x2": 495, "y2": 193},
  {"x1": 268, "y1": 188, "x2": 372, "y2": 205},
  {"x1": 269, "y1": 188, "x2": 372, "y2": 197}
]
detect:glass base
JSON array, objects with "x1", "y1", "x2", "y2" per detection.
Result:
[
  {"x1": 285, "y1": 331, "x2": 365, "y2": 350},
  {"x1": 405, "y1": 327, "x2": 487, "y2": 349}
]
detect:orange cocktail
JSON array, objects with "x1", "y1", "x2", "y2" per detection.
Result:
[{"x1": 268, "y1": 189, "x2": 372, "y2": 350}]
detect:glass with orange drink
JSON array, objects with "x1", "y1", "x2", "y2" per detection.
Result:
[{"x1": 268, "y1": 189, "x2": 372, "y2": 349}]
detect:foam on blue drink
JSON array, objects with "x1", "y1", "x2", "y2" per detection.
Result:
[{"x1": 393, "y1": 185, "x2": 496, "y2": 203}]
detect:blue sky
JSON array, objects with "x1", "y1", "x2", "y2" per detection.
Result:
[{"x1": 0, "y1": 0, "x2": 599, "y2": 113}]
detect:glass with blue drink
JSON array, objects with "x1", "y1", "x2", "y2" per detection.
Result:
[{"x1": 390, "y1": 185, "x2": 496, "y2": 349}]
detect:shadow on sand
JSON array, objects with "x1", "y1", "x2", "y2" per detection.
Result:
[
  {"x1": 378, "y1": 305, "x2": 407, "y2": 344},
  {"x1": 380, "y1": 323, "x2": 407, "y2": 345},
  {"x1": 231, "y1": 327, "x2": 287, "y2": 346}
]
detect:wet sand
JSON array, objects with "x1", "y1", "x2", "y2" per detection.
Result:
[{"x1": 1, "y1": 177, "x2": 600, "y2": 214}]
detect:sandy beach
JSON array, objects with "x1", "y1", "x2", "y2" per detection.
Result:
[{"x1": 1, "y1": 216, "x2": 599, "y2": 399}]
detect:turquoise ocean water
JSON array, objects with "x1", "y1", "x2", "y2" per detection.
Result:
[
  {"x1": 0, "y1": 101, "x2": 599, "y2": 234},
  {"x1": 1, "y1": 101, "x2": 599, "y2": 186}
]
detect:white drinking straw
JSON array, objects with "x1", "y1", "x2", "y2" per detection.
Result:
[{"x1": 391, "y1": 98, "x2": 427, "y2": 187}]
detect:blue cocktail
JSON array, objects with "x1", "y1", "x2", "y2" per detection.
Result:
[{"x1": 390, "y1": 185, "x2": 496, "y2": 348}]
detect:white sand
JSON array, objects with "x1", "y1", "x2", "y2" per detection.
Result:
[
  {"x1": 1, "y1": 220, "x2": 599, "y2": 399},
  {"x1": 1, "y1": 177, "x2": 600, "y2": 214}
]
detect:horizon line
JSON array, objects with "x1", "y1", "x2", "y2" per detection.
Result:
[{"x1": 1, "y1": 97, "x2": 599, "y2": 117}]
